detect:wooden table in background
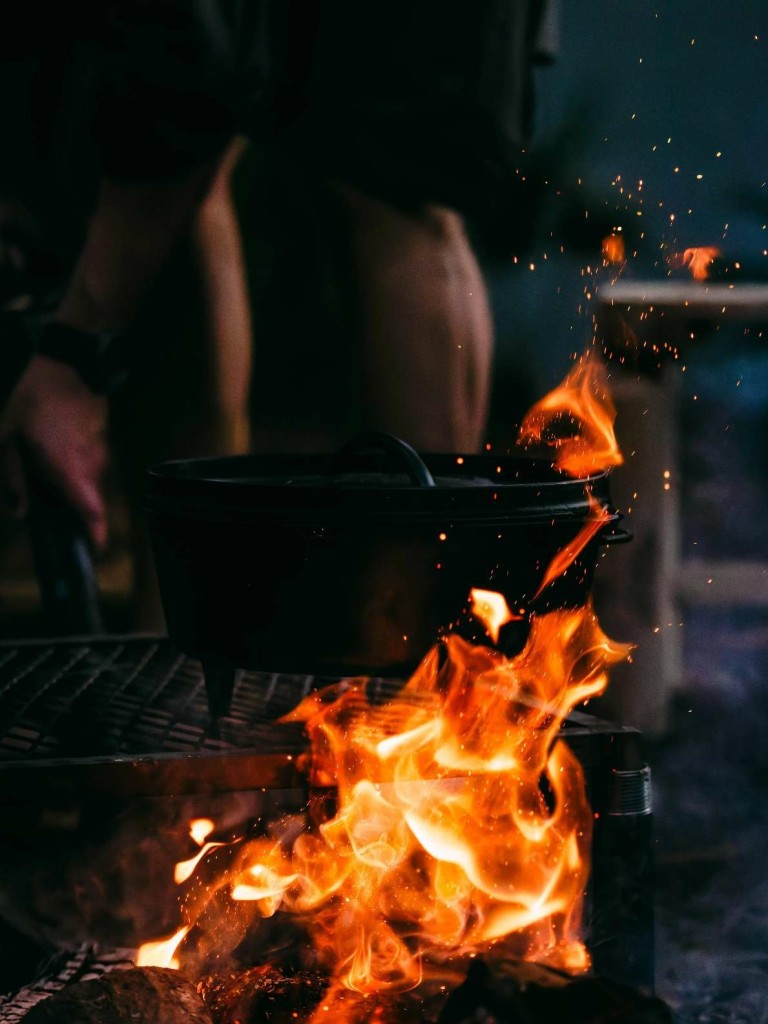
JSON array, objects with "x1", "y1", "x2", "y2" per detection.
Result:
[{"x1": 595, "y1": 281, "x2": 768, "y2": 735}]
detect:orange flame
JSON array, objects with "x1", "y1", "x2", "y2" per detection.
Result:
[
  {"x1": 469, "y1": 588, "x2": 521, "y2": 642},
  {"x1": 601, "y1": 233, "x2": 625, "y2": 264},
  {"x1": 135, "y1": 355, "x2": 629, "y2": 1015},
  {"x1": 136, "y1": 925, "x2": 190, "y2": 969},
  {"x1": 668, "y1": 245, "x2": 721, "y2": 280},
  {"x1": 189, "y1": 818, "x2": 214, "y2": 845},
  {"x1": 533, "y1": 494, "x2": 612, "y2": 600},
  {"x1": 139, "y1": 603, "x2": 630, "y2": 997},
  {"x1": 174, "y1": 818, "x2": 227, "y2": 885},
  {"x1": 518, "y1": 351, "x2": 623, "y2": 477}
]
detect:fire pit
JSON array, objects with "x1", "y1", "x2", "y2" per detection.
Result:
[
  {"x1": 0, "y1": 636, "x2": 652, "y2": 985},
  {"x1": 0, "y1": 352, "x2": 663, "y2": 1022}
]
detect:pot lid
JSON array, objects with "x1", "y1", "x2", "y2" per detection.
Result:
[{"x1": 145, "y1": 434, "x2": 615, "y2": 526}]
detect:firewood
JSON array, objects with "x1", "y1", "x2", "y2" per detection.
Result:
[
  {"x1": 437, "y1": 960, "x2": 673, "y2": 1024},
  {"x1": 293, "y1": 981, "x2": 446, "y2": 1024},
  {"x1": 22, "y1": 966, "x2": 212, "y2": 1023},
  {"x1": 197, "y1": 963, "x2": 329, "y2": 1023}
]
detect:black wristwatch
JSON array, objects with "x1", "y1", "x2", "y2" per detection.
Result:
[
  {"x1": 0, "y1": 310, "x2": 37, "y2": 410},
  {"x1": 35, "y1": 321, "x2": 129, "y2": 395}
]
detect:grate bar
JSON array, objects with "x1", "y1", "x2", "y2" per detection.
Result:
[
  {"x1": 0, "y1": 639, "x2": 318, "y2": 797},
  {"x1": 0, "y1": 944, "x2": 135, "y2": 1022},
  {"x1": 0, "y1": 647, "x2": 90, "y2": 737}
]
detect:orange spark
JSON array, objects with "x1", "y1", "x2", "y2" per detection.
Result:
[{"x1": 668, "y1": 246, "x2": 721, "y2": 280}]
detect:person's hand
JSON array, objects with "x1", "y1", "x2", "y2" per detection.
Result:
[{"x1": 0, "y1": 355, "x2": 109, "y2": 550}]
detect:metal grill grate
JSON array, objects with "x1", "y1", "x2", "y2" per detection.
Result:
[
  {"x1": 0, "y1": 637, "x2": 332, "y2": 797},
  {"x1": 0, "y1": 945, "x2": 135, "y2": 1023},
  {"x1": 0, "y1": 637, "x2": 419, "y2": 798},
  {"x1": 0, "y1": 638, "x2": 317, "y2": 760},
  {"x1": 0, "y1": 636, "x2": 643, "y2": 799}
]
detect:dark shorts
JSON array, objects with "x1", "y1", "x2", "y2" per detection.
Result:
[{"x1": 98, "y1": 0, "x2": 545, "y2": 215}]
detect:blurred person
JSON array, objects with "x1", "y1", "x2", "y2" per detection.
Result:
[{"x1": 1, "y1": 1, "x2": 548, "y2": 559}]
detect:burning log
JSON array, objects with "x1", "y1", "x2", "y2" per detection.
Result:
[
  {"x1": 196, "y1": 964, "x2": 329, "y2": 1024},
  {"x1": 21, "y1": 966, "x2": 212, "y2": 1023},
  {"x1": 437, "y1": 960, "x2": 672, "y2": 1024},
  {"x1": 197, "y1": 966, "x2": 447, "y2": 1024}
]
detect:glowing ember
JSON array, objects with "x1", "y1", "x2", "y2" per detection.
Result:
[
  {"x1": 470, "y1": 588, "x2": 521, "y2": 642},
  {"x1": 518, "y1": 350, "x2": 623, "y2": 477},
  {"x1": 602, "y1": 233, "x2": 625, "y2": 264},
  {"x1": 668, "y1": 245, "x2": 721, "y2": 280}
]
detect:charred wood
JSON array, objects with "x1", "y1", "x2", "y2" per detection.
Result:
[
  {"x1": 437, "y1": 960, "x2": 673, "y2": 1024},
  {"x1": 21, "y1": 966, "x2": 212, "y2": 1023},
  {"x1": 197, "y1": 964, "x2": 328, "y2": 1023}
]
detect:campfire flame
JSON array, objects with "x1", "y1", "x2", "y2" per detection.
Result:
[
  {"x1": 136, "y1": 925, "x2": 190, "y2": 969},
  {"x1": 518, "y1": 351, "x2": 623, "y2": 477},
  {"x1": 533, "y1": 494, "x2": 612, "y2": 600},
  {"x1": 668, "y1": 245, "x2": 721, "y2": 280},
  {"x1": 137, "y1": 353, "x2": 630, "y2": 1017},
  {"x1": 469, "y1": 588, "x2": 521, "y2": 643},
  {"x1": 138, "y1": 602, "x2": 629, "y2": 995},
  {"x1": 174, "y1": 818, "x2": 227, "y2": 885}
]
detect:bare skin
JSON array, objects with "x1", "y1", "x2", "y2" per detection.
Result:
[
  {"x1": 0, "y1": 160, "x2": 221, "y2": 549},
  {"x1": 189, "y1": 139, "x2": 252, "y2": 456},
  {"x1": 0, "y1": 357, "x2": 109, "y2": 546},
  {"x1": 337, "y1": 185, "x2": 493, "y2": 453},
  {"x1": 1, "y1": 155, "x2": 493, "y2": 554}
]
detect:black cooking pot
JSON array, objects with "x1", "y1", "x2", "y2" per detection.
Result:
[{"x1": 144, "y1": 433, "x2": 626, "y2": 692}]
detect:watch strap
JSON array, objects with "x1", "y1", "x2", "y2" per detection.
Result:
[
  {"x1": 0, "y1": 311, "x2": 36, "y2": 409},
  {"x1": 35, "y1": 321, "x2": 129, "y2": 394}
]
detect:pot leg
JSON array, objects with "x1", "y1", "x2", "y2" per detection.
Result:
[{"x1": 202, "y1": 659, "x2": 237, "y2": 723}]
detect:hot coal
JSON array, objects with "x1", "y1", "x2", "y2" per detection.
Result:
[
  {"x1": 437, "y1": 960, "x2": 673, "y2": 1024},
  {"x1": 21, "y1": 966, "x2": 212, "y2": 1024},
  {"x1": 191, "y1": 960, "x2": 672, "y2": 1024},
  {"x1": 197, "y1": 963, "x2": 329, "y2": 1024}
]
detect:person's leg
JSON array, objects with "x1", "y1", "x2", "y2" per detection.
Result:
[{"x1": 336, "y1": 184, "x2": 493, "y2": 453}]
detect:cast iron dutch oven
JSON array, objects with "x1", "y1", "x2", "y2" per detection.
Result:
[{"x1": 144, "y1": 433, "x2": 626, "y2": 679}]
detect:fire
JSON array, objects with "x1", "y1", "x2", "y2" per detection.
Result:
[
  {"x1": 135, "y1": 353, "x2": 631, "y2": 1018},
  {"x1": 601, "y1": 233, "x2": 625, "y2": 264},
  {"x1": 518, "y1": 351, "x2": 623, "y2": 477},
  {"x1": 174, "y1": 818, "x2": 227, "y2": 885},
  {"x1": 668, "y1": 245, "x2": 721, "y2": 280},
  {"x1": 190, "y1": 818, "x2": 215, "y2": 846},
  {"x1": 137, "y1": 603, "x2": 630, "y2": 1001},
  {"x1": 533, "y1": 494, "x2": 612, "y2": 599},
  {"x1": 136, "y1": 925, "x2": 190, "y2": 969},
  {"x1": 469, "y1": 588, "x2": 521, "y2": 642}
]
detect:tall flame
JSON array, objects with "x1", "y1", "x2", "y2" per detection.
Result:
[
  {"x1": 518, "y1": 351, "x2": 622, "y2": 477},
  {"x1": 668, "y1": 245, "x2": 721, "y2": 281},
  {"x1": 136, "y1": 352, "x2": 631, "y2": 1019},
  {"x1": 137, "y1": 604, "x2": 630, "y2": 1002}
]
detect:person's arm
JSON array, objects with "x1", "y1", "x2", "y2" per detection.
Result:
[
  {"x1": 1, "y1": 161, "x2": 220, "y2": 549},
  {"x1": 57, "y1": 166, "x2": 218, "y2": 333}
]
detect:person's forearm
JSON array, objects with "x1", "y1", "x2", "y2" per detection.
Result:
[{"x1": 55, "y1": 163, "x2": 218, "y2": 332}]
